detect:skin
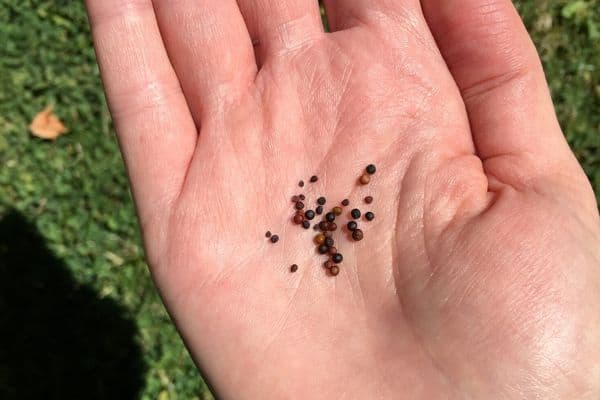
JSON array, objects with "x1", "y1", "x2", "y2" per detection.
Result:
[{"x1": 85, "y1": 0, "x2": 600, "y2": 399}]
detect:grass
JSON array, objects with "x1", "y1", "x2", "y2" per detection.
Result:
[{"x1": 0, "y1": 1, "x2": 598, "y2": 399}]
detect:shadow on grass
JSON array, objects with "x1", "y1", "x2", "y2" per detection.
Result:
[{"x1": 0, "y1": 210, "x2": 145, "y2": 399}]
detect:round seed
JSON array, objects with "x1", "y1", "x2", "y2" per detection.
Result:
[
  {"x1": 325, "y1": 237, "x2": 334, "y2": 247},
  {"x1": 313, "y1": 224, "x2": 320, "y2": 231},
  {"x1": 332, "y1": 253, "x2": 343, "y2": 263},
  {"x1": 290, "y1": 264, "x2": 298, "y2": 273},
  {"x1": 364, "y1": 196, "x2": 373, "y2": 204},
  {"x1": 291, "y1": 195, "x2": 299, "y2": 202},
  {"x1": 326, "y1": 212, "x2": 336, "y2": 222},
  {"x1": 316, "y1": 205, "x2": 324, "y2": 215},
  {"x1": 341, "y1": 199, "x2": 350, "y2": 206},
  {"x1": 302, "y1": 220, "x2": 311, "y2": 229},
  {"x1": 347, "y1": 221, "x2": 358, "y2": 231},
  {"x1": 330, "y1": 265, "x2": 340, "y2": 276},
  {"x1": 299, "y1": 180, "x2": 304, "y2": 187},
  {"x1": 271, "y1": 235, "x2": 280, "y2": 243},
  {"x1": 315, "y1": 234, "x2": 326, "y2": 245},
  {"x1": 324, "y1": 231, "x2": 333, "y2": 238},
  {"x1": 317, "y1": 197, "x2": 326, "y2": 205},
  {"x1": 319, "y1": 221, "x2": 329, "y2": 231},
  {"x1": 305, "y1": 210, "x2": 315, "y2": 220},
  {"x1": 328, "y1": 222, "x2": 338, "y2": 231},
  {"x1": 265, "y1": 231, "x2": 272, "y2": 238},
  {"x1": 293, "y1": 213, "x2": 304, "y2": 224},
  {"x1": 365, "y1": 212, "x2": 375, "y2": 221},
  {"x1": 318, "y1": 244, "x2": 329, "y2": 254},
  {"x1": 352, "y1": 229, "x2": 363, "y2": 241},
  {"x1": 359, "y1": 174, "x2": 371, "y2": 185},
  {"x1": 328, "y1": 246, "x2": 337, "y2": 255},
  {"x1": 332, "y1": 206, "x2": 342, "y2": 216},
  {"x1": 310, "y1": 175, "x2": 318, "y2": 183},
  {"x1": 324, "y1": 260, "x2": 335, "y2": 269},
  {"x1": 351, "y1": 209, "x2": 361, "y2": 219},
  {"x1": 366, "y1": 164, "x2": 376, "y2": 175},
  {"x1": 295, "y1": 201, "x2": 305, "y2": 210}
]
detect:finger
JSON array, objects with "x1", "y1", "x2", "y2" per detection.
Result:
[
  {"x1": 322, "y1": 0, "x2": 421, "y2": 32},
  {"x1": 86, "y1": 1, "x2": 197, "y2": 223},
  {"x1": 236, "y1": 0, "x2": 324, "y2": 64},
  {"x1": 421, "y1": 0, "x2": 576, "y2": 177},
  {"x1": 151, "y1": 1, "x2": 257, "y2": 123}
]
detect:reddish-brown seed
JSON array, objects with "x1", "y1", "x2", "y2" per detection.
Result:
[
  {"x1": 332, "y1": 206, "x2": 342, "y2": 216},
  {"x1": 341, "y1": 199, "x2": 350, "y2": 206},
  {"x1": 265, "y1": 231, "x2": 272, "y2": 238},
  {"x1": 310, "y1": 175, "x2": 318, "y2": 183},
  {"x1": 299, "y1": 180, "x2": 304, "y2": 187},
  {"x1": 293, "y1": 213, "x2": 304, "y2": 224},
  {"x1": 324, "y1": 231, "x2": 333, "y2": 238},
  {"x1": 352, "y1": 229, "x2": 364, "y2": 241},
  {"x1": 299, "y1": 194, "x2": 306, "y2": 200},
  {"x1": 325, "y1": 260, "x2": 335, "y2": 269},
  {"x1": 291, "y1": 195, "x2": 299, "y2": 202},
  {"x1": 328, "y1": 222, "x2": 337, "y2": 231},
  {"x1": 314, "y1": 234, "x2": 326, "y2": 245},
  {"x1": 330, "y1": 265, "x2": 340, "y2": 276},
  {"x1": 364, "y1": 196, "x2": 373, "y2": 204},
  {"x1": 290, "y1": 264, "x2": 298, "y2": 273},
  {"x1": 319, "y1": 221, "x2": 329, "y2": 231},
  {"x1": 359, "y1": 174, "x2": 371, "y2": 185},
  {"x1": 328, "y1": 246, "x2": 337, "y2": 255}
]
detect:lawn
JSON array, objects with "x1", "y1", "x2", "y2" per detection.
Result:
[{"x1": 0, "y1": 1, "x2": 598, "y2": 399}]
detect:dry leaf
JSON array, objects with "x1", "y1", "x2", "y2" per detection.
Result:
[{"x1": 29, "y1": 105, "x2": 68, "y2": 140}]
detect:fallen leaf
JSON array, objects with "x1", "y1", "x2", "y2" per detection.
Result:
[{"x1": 29, "y1": 105, "x2": 68, "y2": 140}]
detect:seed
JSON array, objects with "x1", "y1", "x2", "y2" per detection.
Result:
[
  {"x1": 328, "y1": 246, "x2": 337, "y2": 255},
  {"x1": 325, "y1": 260, "x2": 335, "y2": 269},
  {"x1": 352, "y1": 229, "x2": 363, "y2": 241},
  {"x1": 265, "y1": 231, "x2": 272, "y2": 238},
  {"x1": 319, "y1": 221, "x2": 329, "y2": 231},
  {"x1": 330, "y1": 265, "x2": 340, "y2": 276},
  {"x1": 290, "y1": 264, "x2": 298, "y2": 273},
  {"x1": 332, "y1": 206, "x2": 342, "y2": 216},
  {"x1": 326, "y1": 212, "x2": 336, "y2": 222},
  {"x1": 341, "y1": 199, "x2": 349, "y2": 206},
  {"x1": 324, "y1": 231, "x2": 333, "y2": 238},
  {"x1": 291, "y1": 195, "x2": 299, "y2": 202},
  {"x1": 351, "y1": 209, "x2": 361, "y2": 219},
  {"x1": 293, "y1": 213, "x2": 304, "y2": 224},
  {"x1": 328, "y1": 222, "x2": 337, "y2": 231},
  {"x1": 271, "y1": 235, "x2": 280, "y2": 243},
  {"x1": 316, "y1": 205, "x2": 324, "y2": 215},
  {"x1": 365, "y1": 212, "x2": 375, "y2": 221},
  {"x1": 295, "y1": 201, "x2": 305, "y2": 210},
  {"x1": 347, "y1": 221, "x2": 358, "y2": 231},
  {"x1": 332, "y1": 253, "x2": 343, "y2": 263},
  {"x1": 359, "y1": 174, "x2": 371, "y2": 185},
  {"x1": 318, "y1": 244, "x2": 329, "y2": 254},
  {"x1": 317, "y1": 197, "x2": 326, "y2": 205},
  {"x1": 364, "y1": 196, "x2": 373, "y2": 204},
  {"x1": 325, "y1": 237, "x2": 334, "y2": 247},
  {"x1": 299, "y1": 180, "x2": 304, "y2": 187},
  {"x1": 310, "y1": 175, "x2": 318, "y2": 183},
  {"x1": 366, "y1": 164, "x2": 376, "y2": 175},
  {"x1": 302, "y1": 220, "x2": 311, "y2": 229},
  {"x1": 305, "y1": 210, "x2": 315, "y2": 220},
  {"x1": 299, "y1": 194, "x2": 306, "y2": 200},
  {"x1": 314, "y1": 234, "x2": 326, "y2": 245},
  {"x1": 313, "y1": 224, "x2": 319, "y2": 231}
]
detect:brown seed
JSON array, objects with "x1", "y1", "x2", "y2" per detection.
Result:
[
  {"x1": 265, "y1": 231, "x2": 272, "y2": 238},
  {"x1": 292, "y1": 195, "x2": 299, "y2": 202},
  {"x1": 328, "y1": 246, "x2": 337, "y2": 255},
  {"x1": 299, "y1": 194, "x2": 306, "y2": 200},
  {"x1": 299, "y1": 180, "x2": 304, "y2": 187},
  {"x1": 341, "y1": 199, "x2": 349, "y2": 206},
  {"x1": 319, "y1": 221, "x2": 329, "y2": 231},
  {"x1": 293, "y1": 213, "x2": 304, "y2": 224},
  {"x1": 271, "y1": 235, "x2": 279, "y2": 243},
  {"x1": 330, "y1": 265, "x2": 340, "y2": 276},
  {"x1": 332, "y1": 206, "x2": 342, "y2": 216},
  {"x1": 328, "y1": 222, "x2": 337, "y2": 231},
  {"x1": 352, "y1": 229, "x2": 364, "y2": 241},
  {"x1": 364, "y1": 196, "x2": 373, "y2": 204},
  {"x1": 310, "y1": 175, "x2": 318, "y2": 183},
  {"x1": 324, "y1": 231, "x2": 333, "y2": 238},
  {"x1": 324, "y1": 260, "x2": 335, "y2": 269},
  {"x1": 295, "y1": 201, "x2": 305, "y2": 210},
  {"x1": 359, "y1": 174, "x2": 371, "y2": 185},
  {"x1": 290, "y1": 264, "x2": 298, "y2": 273},
  {"x1": 314, "y1": 234, "x2": 326, "y2": 245},
  {"x1": 313, "y1": 224, "x2": 320, "y2": 231}
]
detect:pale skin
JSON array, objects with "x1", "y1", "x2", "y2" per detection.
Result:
[{"x1": 85, "y1": 0, "x2": 600, "y2": 398}]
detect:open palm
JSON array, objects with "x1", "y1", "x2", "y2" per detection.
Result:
[{"x1": 87, "y1": 1, "x2": 600, "y2": 398}]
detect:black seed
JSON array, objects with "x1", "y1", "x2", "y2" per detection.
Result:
[
  {"x1": 310, "y1": 175, "x2": 318, "y2": 183},
  {"x1": 332, "y1": 253, "x2": 343, "y2": 263},
  {"x1": 365, "y1": 212, "x2": 375, "y2": 221},
  {"x1": 366, "y1": 164, "x2": 376, "y2": 175},
  {"x1": 290, "y1": 264, "x2": 298, "y2": 273},
  {"x1": 347, "y1": 221, "x2": 358, "y2": 231},
  {"x1": 299, "y1": 194, "x2": 305, "y2": 200},
  {"x1": 364, "y1": 196, "x2": 373, "y2": 204},
  {"x1": 316, "y1": 205, "x2": 324, "y2": 215},
  {"x1": 265, "y1": 231, "x2": 272, "y2": 238},
  {"x1": 351, "y1": 209, "x2": 361, "y2": 219},
  {"x1": 303, "y1": 220, "x2": 311, "y2": 229},
  {"x1": 299, "y1": 180, "x2": 304, "y2": 187},
  {"x1": 305, "y1": 210, "x2": 315, "y2": 220},
  {"x1": 341, "y1": 199, "x2": 349, "y2": 206},
  {"x1": 325, "y1": 237, "x2": 334, "y2": 247},
  {"x1": 317, "y1": 197, "x2": 326, "y2": 205},
  {"x1": 318, "y1": 244, "x2": 329, "y2": 254},
  {"x1": 295, "y1": 201, "x2": 305, "y2": 210},
  {"x1": 326, "y1": 212, "x2": 336, "y2": 222},
  {"x1": 271, "y1": 235, "x2": 279, "y2": 243}
]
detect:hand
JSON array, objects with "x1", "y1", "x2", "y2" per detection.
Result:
[{"x1": 86, "y1": 1, "x2": 600, "y2": 398}]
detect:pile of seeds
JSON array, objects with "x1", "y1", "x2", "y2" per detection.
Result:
[{"x1": 266, "y1": 164, "x2": 378, "y2": 276}]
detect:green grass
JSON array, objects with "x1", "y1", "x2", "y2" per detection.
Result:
[{"x1": 0, "y1": 1, "x2": 598, "y2": 399}]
